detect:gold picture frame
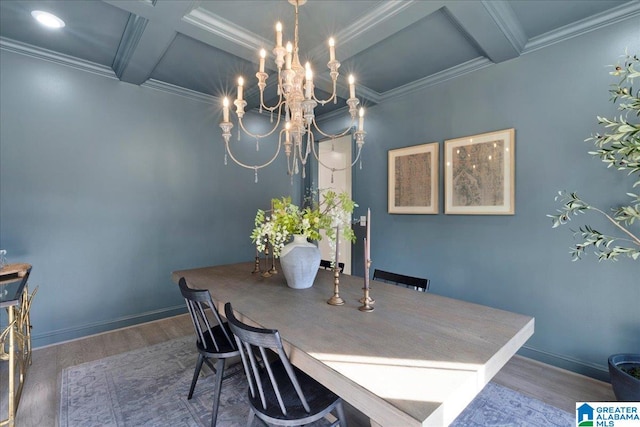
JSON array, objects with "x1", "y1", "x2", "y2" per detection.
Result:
[
  {"x1": 444, "y1": 128, "x2": 515, "y2": 215},
  {"x1": 388, "y1": 142, "x2": 439, "y2": 214}
]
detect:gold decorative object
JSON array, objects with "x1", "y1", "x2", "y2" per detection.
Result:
[
  {"x1": 327, "y1": 267, "x2": 344, "y2": 306},
  {"x1": 1, "y1": 263, "x2": 36, "y2": 427}
]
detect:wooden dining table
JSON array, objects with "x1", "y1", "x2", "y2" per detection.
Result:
[{"x1": 172, "y1": 261, "x2": 534, "y2": 427}]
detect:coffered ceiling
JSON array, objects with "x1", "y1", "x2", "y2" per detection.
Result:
[{"x1": 1, "y1": 0, "x2": 638, "y2": 116}]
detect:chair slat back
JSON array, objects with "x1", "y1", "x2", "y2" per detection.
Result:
[
  {"x1": 372, "y1": 269, "x2": 430, "y2": 291},
  {"x1": 319, "y1": 259, "x2": 345, "y2": 273},
  {"x1": 224, "y1": 302, "x2": 311, "y2": 416},
  {"x1": 179, "y1": 277, "x2": 234, "y2": 352}
]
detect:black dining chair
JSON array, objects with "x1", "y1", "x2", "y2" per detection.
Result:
[
  {"x1": 224, "y1": 302, "x2": 347, "y2": 427},
  {"x1": 319, "y1": 259, "x2": 345, "y2": 273},
  {"x1": 178, "y1": 277, "x2": 241, "y2": 427},
  {"x1": 372, "y1": 269, "x2": 430, "y2": 292}
]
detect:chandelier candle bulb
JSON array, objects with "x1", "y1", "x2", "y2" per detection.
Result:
[
  {"x1": 348, "y1": 75, "x2": 355, "y2": 99},
  {"x1": 223, "y1": 97, "x2": 229, "y2": 122},
  {"x1": 276, "y1": 22, "x2": 283, "y2": 47},
  {"x1": 329, "y1": 37, "x2": 335, "y2": 61},
  {"x1": 358, "y1": 108, "x2": 365, "y2": 131},
  {"x1": 285, "y1": 42, "x2": 293, "y2": 69},
  {"x1": 259, "y1": 49, "x2": 266, "y2": 73},
  {"x1": 237, "y1": 77, "x2": 244, "y2": 101},
  {"x1": 305, "y1": 62, "x2": 313, "y2": 99}
]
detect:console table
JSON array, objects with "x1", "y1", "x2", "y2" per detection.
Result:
[{"x1": 1, "y1": 263, "x2": 36, "y2": 427}]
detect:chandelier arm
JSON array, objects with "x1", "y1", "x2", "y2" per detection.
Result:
[
  {"x1": 237, "y1": 109, "x2": 283, "y2": 139},
  {"x1": 224, "y1": 132, "x2": 283, "y2": 170},
  {"x1": 312, "y1": 91, "x2": 337, "y2": 105},
  {"x1": 311, "y1": 76, "x2": 338, "y2": 105},
  {"x1": 312, "y1": 118, "x2": 355, "y2": 139},
  {"x1": 259, "y1": 87, "x2": 285, "y2": 112}
]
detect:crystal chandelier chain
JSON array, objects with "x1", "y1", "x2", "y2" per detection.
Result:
[{"x1": 219, "y1": 0, "x2": 366, "y2": 182}]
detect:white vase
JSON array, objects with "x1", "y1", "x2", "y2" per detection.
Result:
[{"x1": 279, "y1": 234, "x2": 321, "y2": 289}]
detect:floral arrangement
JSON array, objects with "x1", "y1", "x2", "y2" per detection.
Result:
[{"x1": 251, "y1": 189, "x2": 357, "y2": 258}]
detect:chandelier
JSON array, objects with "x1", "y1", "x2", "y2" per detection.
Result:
[{"x1": 219, "y1": 0, "x2": 366, "y2": 183}]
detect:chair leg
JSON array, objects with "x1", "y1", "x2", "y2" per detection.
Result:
[
  {"x1": 188, "y1": 353, "x2": 205, "y2": 399},
  {"x1": 210, "y1": 358, "x2": 225, "y2": 427},
  {"x1": 246, "y1": 407, "x2": 256, "y2": 427},
  {"x1": 334, "y1": 401, "x2": 347, "y2": 427}
]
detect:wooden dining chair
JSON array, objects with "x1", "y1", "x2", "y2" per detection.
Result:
[
  {"x1": 319, "y1": 259, "x2": 345, "y2": 273},
  {"x1": 224, "y1": 302, "x2": 347, "y2": 427},
  {"x1": 178, "y1": 277, "x2": 240, "y2": 427},
  {"x1": 372, "y1": 269, "x2": 430, "y2": 292}
]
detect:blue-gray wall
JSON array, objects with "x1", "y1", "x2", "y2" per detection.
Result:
[
  {"x1": 1, "y1": 15, "x2": 638, "y2": 381},
  {"x1": 343, "y1": 18, "x2": 639, "y2": 380},
  {"x1": 0, "y1": 50, "x2": 301, "y2": 346}
]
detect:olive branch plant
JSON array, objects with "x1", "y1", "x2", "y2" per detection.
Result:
[{"x1": 548, "y1": 51, "x2": 640, "y2": 261}]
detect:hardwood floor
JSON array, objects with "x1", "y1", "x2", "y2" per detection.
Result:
[{"x1": 10, "y1": 313, "x2": 615, "y2": 426}]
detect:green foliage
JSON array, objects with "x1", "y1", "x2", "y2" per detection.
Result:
[
  {"x1": 548, "y1": 52, "x2": 640, "y2": 261},
  {"x1": 251, "y1": 190, "x2": 357, "y2": 258}
]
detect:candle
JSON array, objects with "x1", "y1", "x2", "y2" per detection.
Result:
[
  {"x1": 305, "y1": 62, "x2": 313, "y2": 99},
  {"x1": 259, "y1": 49, "x2": 266, "y2": 73},
  {"x1": 366, "y1": 208, "x2": 371, "y2": 263},
  {"x1": 348, "y1": 74, "x2": 355, "y2": 99},
  {"x1": 285, "y1": 121, "x2": 290, "y2": 143},
  {"x1": 363, "y1": 237, "x2": 369, "y2": 289},
  {"x1": 222, "y1": 97, "x2": 229, "y2": 122},
  {"x1": 276, "y1": 22, "x2": 282, "y2": 47},
  {"x1": 358, "y1": 108, "x2": 365, "y2": 132},
  {"x1": 237, "y1": 76, "x2": 244, "y2": 101},
  {"x1": 329, "y1": 37, "x2": 335, "y2": 61},
  {"x1": 335, "y1": 225, "x2": 340, "y2": 267},
  {"x1": 285, "y1": 42, "x2": 292, "y2": 69}
]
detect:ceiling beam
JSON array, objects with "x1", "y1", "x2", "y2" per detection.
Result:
[
  {"x1": 104, "y1": 0, "x2": 195, "y2": 85},
  {"x1": 444, "y1": 1, "x2": 525, "y2": 63}
]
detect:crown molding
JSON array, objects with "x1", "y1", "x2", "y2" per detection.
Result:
[
  {"x1": 308, "y1": 0, "x2": 415, "y2": 59},
  {"x1": 523, "y1": 1, "x2": 640, "y2": 54},
  {"x1": 182, "y1": 6, "x2": 268, "y2": 52},
  {"x1": 381, "y1": 57, "x2": 493, "y2": 102},
  {"x1": 0, "y1": 37, "x2": 117, "y2": 80},
  {"x1": 0, "y1": 37, "x2": 219, "y2": 105},
  {"x1": 142, "y1": 79, "x2": 219, "y2": 104}
]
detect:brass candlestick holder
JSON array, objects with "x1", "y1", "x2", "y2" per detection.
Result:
[
  {"x1": 358, "y1": 286, "x2": 374, "y2": 312},
  {"x1": 327, "y1": 267, "x2": 344, "y2": 306},
  {"x1": 358, "y1": 258, "x2": 374, "y2": 311},
  {"x1": 268, "y1": 254, "x2": 278, "y2": 275},
  {"x1": 252, "y1": 255, "x2": 261, "y2": 274},
  {"x1": 261, "y1": 244, "x2": 272, "y2": 277}
]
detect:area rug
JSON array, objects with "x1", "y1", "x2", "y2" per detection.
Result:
[{"x1": 59, "y1": 336, "x2": 575, "y2": 427}]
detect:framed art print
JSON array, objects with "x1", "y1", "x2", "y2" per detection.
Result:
[
  {"x1": 444, "y1": 128, "x2": 515, "y2": 215},
  {"x1": 388, "y1": 142, "x2": 439, "y2": 214}
]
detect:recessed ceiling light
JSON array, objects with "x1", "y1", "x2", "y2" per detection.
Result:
[{"x1": 31, "y1": 10, "x2": 65, "y2": 29}]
